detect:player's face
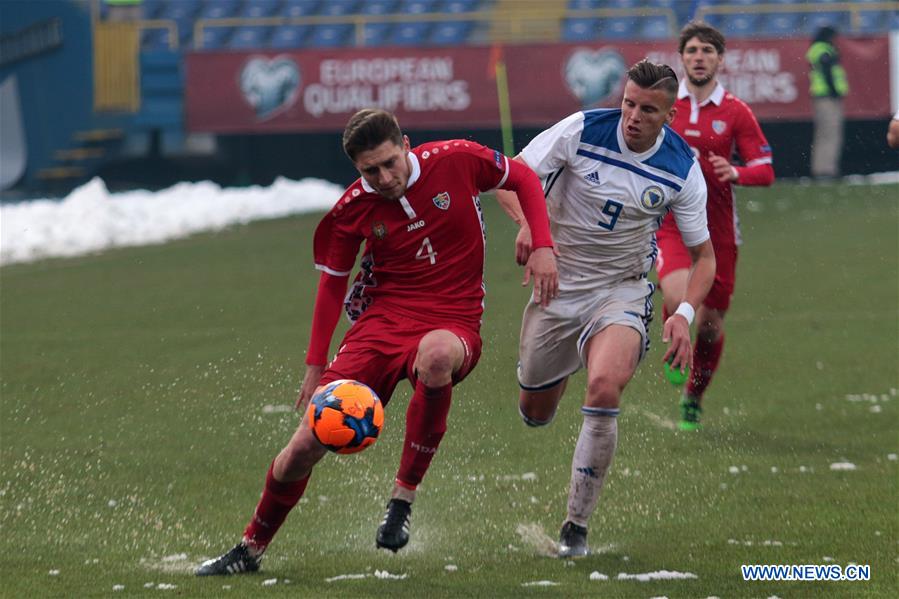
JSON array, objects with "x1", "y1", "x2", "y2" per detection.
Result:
[
  {"x1": 620, "y1": 80, "x2": 675, "y2": 153},
  {"x1": 353, "y1": 136, "x2": 412, "y2": 200},
  {"x1": 681, "y1": 37, "x2": 722, "y2": 86}
]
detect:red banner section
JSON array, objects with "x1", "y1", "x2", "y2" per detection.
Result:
[{"x1": 185, "y1": 36, "x2": 890, "y2": 133}]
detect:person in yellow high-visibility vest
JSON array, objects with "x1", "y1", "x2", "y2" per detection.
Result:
[{"x1": 806, "y1": 25, "x2": 849, "y2": 179}]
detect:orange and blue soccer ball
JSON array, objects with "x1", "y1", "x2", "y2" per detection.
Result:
[{"x1": 307, "y1": 379, "x2": 384, "y2": 454}]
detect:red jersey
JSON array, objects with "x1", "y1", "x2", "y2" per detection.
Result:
[
  {"x1": 662, "y1": 82, "x2": 773, "y2": 246},
  {"x1": 313, "y1": 140, "x2": 512, "y2": 330}
]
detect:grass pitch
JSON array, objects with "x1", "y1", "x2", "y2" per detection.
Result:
[{"x1": 1, "y1": 182, "x2": 897, "y2": 597}]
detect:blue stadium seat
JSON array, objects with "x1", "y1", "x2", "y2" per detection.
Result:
[
  {"x1": 270, "y1": 25, "x2": 311, "y2": 48},
  {"x1": 804, "y1": 11, "x2": 849, "y2": 34},
  {"x1": 198, "y1": 0, "x2": 242, "y2": 19},
  {"x1": 359, "y1": 0, "x2": 398, "y2": 15},
  {"x1": 567, "y1": 0, "x2": 601, "y2": 9},
  {"x1": 640, "y1": 15, "x2": 672, "y2": 40},
  {"x1": 229, "y1": 26, "x2": 272, "y2": 49},
  {"x1": 240, "y1": 0, "x2": 281, "y2": 18},
  {"x1": 363, "y1": 22, "x2": 393, "y2": 46},
  {"x1": 856, "y1": 11, "x2": 885, "y2": 34},
  {"x1": 762, "y1": 12, "x2": 800, "y2": 36},
  {"x1": 310, "y1": 23, "x2": 354, "y2": 47},
  {"x1": 159, "y1": 0, "x2": 201, "y2": 19},
  {"x1": 391, "y1": 22, "x2": 431, "y2": 46},
  {"x1": 601, "y1": 17, "x2": 638, "y2": 39},
  {"x1": 400, "y1": 0, "x2": 439, "y2": 15},
  {"x1": 319, "y1": 0, "x2": 359, "y2": 16},
  {"x1": 704, "y1": 14, "x2": 759, "y2": 38},
  {"x1": 283, "y1": 0, "x2": 320, "y2": 18},
  {"x1": 561, "y1": 18, "x2": 599, "y2": 41},
  {"x1": 142, "y1": 0, "x2": 165, "y2": 19},
  {"x1": 197, "y1": 25, "x2": 233, "y2": 48},
  {"x1": 430, "y1": 21, "x2": 473, "y2": 45},
  {"x1": 141, "y1": 27, "x2": 173, "y2": 51},
  {"x1": 443, "y1": 0, "x2": 480, "y2": 13}
]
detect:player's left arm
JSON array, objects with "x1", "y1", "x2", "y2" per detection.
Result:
[
  {"x1": 663, "y1": 165, "x2": 716, "y2": 371},
  {"x1": 711, "y1": 104, "x2": 774, "y2": 186},
  {"x1": 887, "y1": 116, "x2": 899, "y2": 149}
]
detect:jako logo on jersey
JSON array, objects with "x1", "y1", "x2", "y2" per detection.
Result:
[
  {"x1": 372, "y1": 222, "x2": 387, "y2": 239},
  {"x1": 432, "y1": 192, "x2": 451, "y2": 210},
  {"x1": 406, "y1": 219, "x2": 426, "y2": 232},
  {"x1": 641, "y1": 186, "x2": 664, "y2": 209},
  {"x1": 712, "y1": 120, "x2": 727, "y2": 134},
  {"x1": 584, "y1": 171, "x2": 600, "y2": 184}
]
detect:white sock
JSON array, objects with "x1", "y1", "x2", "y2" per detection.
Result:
[{"x1": 565, "y1": 407, "x2": 619, "y2": 528}]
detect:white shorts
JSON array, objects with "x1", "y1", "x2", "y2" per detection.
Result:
[{"x1": 517, "y1": 279, "x2": 655, "y2": 390}]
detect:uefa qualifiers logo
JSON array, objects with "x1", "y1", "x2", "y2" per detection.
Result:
[
  {"x1": 564, "y1": 48, "x2": 626, "y2": 109},
  {"x1": 239, "y1": 56, "x2": 301, "y2": 121}
]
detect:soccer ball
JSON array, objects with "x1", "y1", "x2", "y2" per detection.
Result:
[{"x1": 307, "y1": 379, "x2": 384, "y2": 454}]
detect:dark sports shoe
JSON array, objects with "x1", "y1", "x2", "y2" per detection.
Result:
[
  {"x1": 195, "y1": 543, "x2": 262, "y2": 576},
  {"x1": 376, "y1": 498, "x2": 412, "y2": 552},
  {"x1": 679, "y1": 397, "x2": 702, "y2": 431},
  {"x1": 558, "y1": 521, "x2": 588, "y2": 558}
]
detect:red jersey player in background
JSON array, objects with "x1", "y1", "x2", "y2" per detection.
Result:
[
  {"x1": 197, "y1": 109, "x2": 558, "y2": 576},
  {"x1": 656, "y1": 22, "x2": 774, "y2": 431}
]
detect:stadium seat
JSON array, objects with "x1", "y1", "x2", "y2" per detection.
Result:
[
  {"x1": 240, "y1": 0, "x2": 281, "y2": 18},
  {"x1": 391, "y1": 22, "x2": 431, "y2": 46},
  {"x1": 319, "y1": 0, "x2": 359, "y2": 16},
  {"x1": 283, "y1": 0, "x2": 321, "y2": 18},
  {"x1": 601, "y1": 17, "x2": 638, "y2": 40},
  {"x1": 400, "y1": 0, "x2": 439, "y2": 15},
  {"x1": 159, "y1": 0, "x2": 201, "y2": 19},
  {"x1": 705, "y1": 14, "x2": 759, "y2": 38},
  {"x1": 310, "y1": 23, "x2": 354, "y2": 47},
  {"x1": 363, "y1": 22, "x2": 393, "y2": 46},
  {"x1": 803, "y1": 11, "x2": 849, "y2": 34},
  {"x1": 430, "y1": 21, "x2": 473, "y2": 45},
  {"x1": 443, "y1": 0, "x2": 480, "y2": 14},
  {"x1": 198, "y1": 0, "x2": 242, "y2": 19},
  {"x1": 640, "y1": 15, "x2": 672, "y2": 40},
  {"x1": 270, "y1": 25, "x2": 311, "y2": 48},
  {"x1": 762, "y1": 12, "x2": 800, "y2": 37},
  {"x1": 567, "y1": 0, "x2": 601, "y2": 9},
  {"x1": 229, "y1": 26, "x2": 272, "y2": 49},
  {"x1": 359, "y1": 0, "x2": 398, "y2": 15},
  {"x1": 142, "y1": 0, "x2": 165, "y2": 19},
  {"x1": 141, "y1": 27, "x2": 173, "y2": 51},
  {"x1": 561, "y1": 18, "x2": 599, "y2": 41},
  {"x1": 855, "y1": 11, "x2": 885, "y2": 34},
  {"x1": 197, "y1": 25, "x2": 233, "y2": 49}
]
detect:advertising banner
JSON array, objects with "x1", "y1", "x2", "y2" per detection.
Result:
[{"x1": 185, "y1": 36, "x2": 891, "y2": 133}]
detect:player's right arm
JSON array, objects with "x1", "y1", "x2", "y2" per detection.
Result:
[
  {"x1": 297, "y1": 198, "x2": 364, "y2": 410},
  {"x1": 887, "y1": 113, "x2": 899, "y2": 149}
]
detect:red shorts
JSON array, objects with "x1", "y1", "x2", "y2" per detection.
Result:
[
  {"x1": 656, "y1": 228, "x2": 738, "y2": 312},
  {"x1": 319, "y1": 308, "x2": 482, "y2": 407}
]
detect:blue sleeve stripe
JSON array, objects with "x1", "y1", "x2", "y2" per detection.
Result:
[{"x1": 575, "y1": 148, "x2": 683, "y2": 191}]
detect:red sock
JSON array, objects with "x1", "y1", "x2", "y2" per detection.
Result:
[
  {"x1": 242, "y1": 461, "x2": 309, "y2": 550},
  {"x1": 396, "y1": 381, "x2": 453, "y2": 489},
  {"x1": 687, "y1": 334, "x2": 725, "y2": 400}
]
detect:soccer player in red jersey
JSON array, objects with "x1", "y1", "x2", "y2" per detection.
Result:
[
  {"x1": 196, "y1": 109, "x2": 558, "y2": 576},
  {"x1": 656, "y1": 22, "x2": 774, "y2": 430}
]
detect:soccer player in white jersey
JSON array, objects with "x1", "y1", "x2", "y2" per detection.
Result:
[{"x1": 497, "y1": 60, "x2": 716, "y2": 558}]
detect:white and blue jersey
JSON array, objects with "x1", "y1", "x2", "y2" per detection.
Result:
[{"x1": 520, "y1": 109, "x2": 708, "y2": 292}]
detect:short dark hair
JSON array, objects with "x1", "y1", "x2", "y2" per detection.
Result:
[
  {"x1": 342, "y1": 109, "x2": 403, "y2": 161},
  {"x1": 626, "y1": 59, "x2": 678, "y2": 105},
  {"x1": 678, "y1": 21, "x2": 726, "y2": 55}
]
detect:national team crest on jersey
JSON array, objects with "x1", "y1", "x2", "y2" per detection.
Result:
[
  {"x1": 641, "y1": 186, "x2": 665, "y2": 209},
  {"x1": 432, "y1": 192, "x2": 451, "y2": 210},
  {"x1": 372, "y1": 222, "x2": 387, "y2": 239},
  {"x1": 712, "y1": 120, "x2": 727, "y2": 135}
]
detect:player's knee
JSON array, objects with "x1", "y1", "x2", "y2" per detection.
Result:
[
  {"x1": 585, "y1": 374, "x2": 622, "y2": 409},
  {"x1": 519, "y1": 403, "x2": 554, "y2": 427},
  {"x1": 416, "y1": 340, "x2": 457, "y2": 379}
]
